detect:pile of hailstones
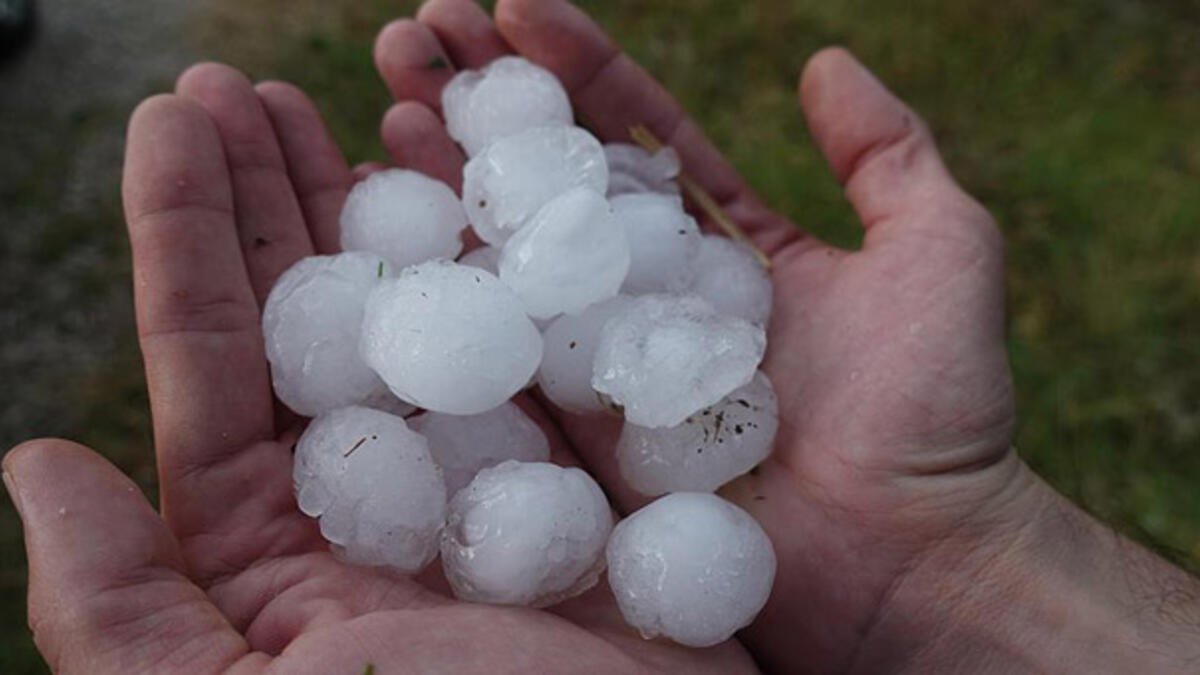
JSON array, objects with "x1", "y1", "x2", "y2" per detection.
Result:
[{"x1": 265, "y1": 56, "x2": 777, "y2": 648}]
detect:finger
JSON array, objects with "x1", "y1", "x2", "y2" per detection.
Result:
[
  {"x1": 352, "y1": 161, "x2": 389, "y2": 182},
  {"x1": 256, "y1": 80, "x2": 353, "y2": 255},
  {"x1": 493, "y1": 0, "x2": 802, "y2": 255},
  {"x1": 3, "y1": 440, "x2": 255, "y2": 673},
  {"x1": 374, "y1": 19, "x2": 456, "y2": 112},
  {"x1": 798, "y1": 48, "x2": 995, "y2": 241},
  {"x1": 123, "y1": 96, "x2": 276, "y2": 530},
  {"x1": 418, "y1": 0, "x2": 511, "y2": 68},
  {"x1": 381, "y1": 101, "x2": 466, "y2": 192},
  {"x1": 176, "y1": 63, "x2": 315, "y2": 304}
]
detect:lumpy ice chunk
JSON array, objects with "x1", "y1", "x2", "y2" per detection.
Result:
[
  {"x1": 498, "y1": 188, "x2": 630, "y2": 319},
  {"x1": 442, "y1": 56, "x2": 574, "y2": 157},
  {"x1": 537, "y1": 295, "x2": 633, "y2": 414},
  {"x1": 604, "y1": 143, "x2": 681, "y2": 197},
  {"x1": 592, "y1": 294, "x2": 766, "y2": 427},
  {"x1": 462, "y1": 126, "x2": 608, "y2": 246},
  {"x1": 410, "y1": 401, "x2": 551, "y2": 497},
  {"x1": 606, "y1": 492, "x2": 776, "y2": 647},
  {"x1": 611, "y1": 193, "x2": 701, "y2": 294},
  {"x1": 441, "y1": 461, "x2": 613, "y2": 607},
  {"x1": 360, "y1": 260, "x2": 543, "y2": 415},
  {"x1": 457, "y1": 245, "x2": 502, "y2": 276},
  {"x1": 340, "y1": 168, "x2": 468, "y2": 269},
  {"x1": 689, "y1": 235, "x2": 773, "y2": 326},
  {"x1": 262, "y1": 252, "x2": 391, "y2": 417},
  {"x1": 618, "y1": 371, "x2": 778, "y2": 495},
  {"x1": 293, "y1": 406, "x2": 446, "y2": 573}
]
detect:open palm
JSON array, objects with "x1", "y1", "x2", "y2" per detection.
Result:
[{"x1": 6, "y1": 1, "x2": 1029, "y2": 673}]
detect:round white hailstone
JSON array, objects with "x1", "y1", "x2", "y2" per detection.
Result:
[
  {"x1": 360, "y1": 260, "x2": 543, "y2": 415},
  {"x1": 498, "y1": 187, "x2": 630, "y2": 319},
  {"x1": 611, "y1": 193, "x2": 701, "y2": 294},
  {"x1": 606, "y1": 492, "x2": 776, "y2": 647},
  {"x1": 441, "y1": 461, "x2": 613, "y2": 607},
  {"x1": 293, "y1": 406, "x2": 446, "y2": 573},
  {"x1": 410, "y1": 401, "x2": 551, "y2": 497},
  {"x1": 457, "y1": 245, "x2": 502, "y2": 276},
  {"x1": 604, "y1": 143, "x2": 682, "y2": 197},
  {"x1": 689, "y1": 235, "x2": 773, "y2": 326},
  {"x1": 262, "y1": 251, "x2": 392, "y2": 417},
  {"x1": 618, "y1": 371, "x2": 778, "y2": 496},
  {"x1": 340, "y1": 168, "x2": 468, "y2": 269},
  {"x1": 462, "y1": 126, "x2": 608, "y2": 246},
  {"x1": 442, "y1": 56, "x2": 574, "y2": 158},
  {"x1": 592, "y1": 294, "x2": 766, "y2": 428},
  {"x1": 538, "y1": 295, "x2": 634, "y2": 414}
]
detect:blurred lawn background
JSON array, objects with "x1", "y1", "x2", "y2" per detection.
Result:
[{"x1": 1, "y1": 0, "x2": 1198, "y2": 671}]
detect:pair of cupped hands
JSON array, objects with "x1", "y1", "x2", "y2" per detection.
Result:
[{"x1": 4, "y1": 0, "x2": 1034, "y2": 672}]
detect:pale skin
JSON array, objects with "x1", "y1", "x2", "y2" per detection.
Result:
[{"x1": 5, "y1": 0, "x2": 1199, "y2": 672}]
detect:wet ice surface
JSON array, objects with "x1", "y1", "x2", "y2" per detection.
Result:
[
  {"x1": 410, "y1": 401, "x2": 551, "y2": 497},
  {"x1": 618, "y1": 371, "x2": 778, "y2": 495},
  {"x1": 611, "y1": 193, "x2": 701, "y2": 295},
  {"x1": 606, "y1": 492, "x2": 776, "y2": 647},
  {"x1": 360, "y1": 260, "x2": 543, "y2": 415},
  {"x1": 262, "y1": 252, "x2": 391, "y2": 417},
  {"x1": 294, "y1": 406, "x2": 446, "y2": 573},
  {"x1": 592, "y1": 294, "x2": 766, "y2": 428},
  {"x1": 339, "y1": 168, "x2": 467, "y2": 270},
  {"x1": 538, "y1": 295, "x2": 634, "y2": 415},
  {"x1": 441, "y1": 461, "x2": 613, "y2": 607},
  {"x1": 604, "y1": 143, "x2": 682, "y2": 197},
  {"x1": 688, "y1": 235, "x2": 773, "y2": 326},
  {"x1": 457, "y1": 245, "x2": 502, "y2": 276}
]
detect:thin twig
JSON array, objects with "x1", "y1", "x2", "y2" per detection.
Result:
[{"x1": 343, "y1": 436, "x2": 368, "y2": 458}]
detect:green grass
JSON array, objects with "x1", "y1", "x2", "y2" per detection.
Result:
[{"x1": 2, "y1": 0, "x2": 1198, "y2": 670}]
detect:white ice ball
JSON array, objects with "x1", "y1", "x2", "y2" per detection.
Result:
[
  {"x1": 604, "y1": 143, "x2": 681, "y2": 197},
  {"x1": 410, "y1": 401, "x2": 551, "y2": 497},
  {"x1": 498, "y1": 187, "x2": 630, "y2": 319},
  {"x1": 339, "y1": 168, "x2": 468, "y2": 270},
  {"x1": 442, "y1": 56, "x2": 574, "y2": 158},
  {"x1": 611, "y1": 193, "x2": 701, "y2": 294},
  {"x1": 606, "y1": 492, "x2": 776, "y2": 647},
  {"x1": 618, "y1": 371, "x2": 778, "y2": 496},
  {"x1": 441, "y1": 461, "x2": 613, "y2": 607},
  {"x1": 360, "y1": 260, "x2": 543, "y2": 415},
  {"x1": 457, "y1": 245, "x2": 502, "y2": 276},
  {"x1": 293, "y1": 406, "x2": 446, "y2": 573},
  {"x1": 689, "y1": 235, "x2": 773, "y2": 326},
  {"x1": 537, "y1": 295, "x2": 633, "y2": 414},
  {"x1": 262, "y1": 251, "x2": 391, "y2": 417},
  {"x1": 462, "y1": 126, "x2": 608, "y2": 246},
  {"x1": 592, "y1": 294, "x2": 766, "y2": 428}
]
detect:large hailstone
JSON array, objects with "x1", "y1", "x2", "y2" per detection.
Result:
[
  {"x1": 498, "y1": 187, "x2": 630, "y2": 319},
  {"x1": 262, "y1": 251, "x2": 391, "y2": 417},
  {"x1": 606, "y1": 492, "x2": 776, "y2": 647},
  {"x1": 604, "y1": 143, "x2": 682, "y2": 197},
  {"x1": 592, "y1": 294, "x2": 766, "y2": 428},
  {"x1": 441, "y1": 461, "x2": 613, "y2": 607},
  {"x1": 457, "y1": 245, "x2": 502, "y2": 276},
  {"x1": 293, "y1": 406, "x2": 446, "y2": 572},
  {"x1": 340, "y1": 168, "x2": 468, "y2": 270},
  {"x1": 537, "y1": 295, "x2": 633, "y2": 414},
  {"x1": 611, "y1": 193, "x2": 701, "y2": 294},
  {"x1": 689, "y1": 235, "x2": 773, "y2": 326},
  {"x1": 462, "y1": 126, "x2": 608, "y2": 246},
  {"x1": 618, "y1": 371, "x2": 778, "y2": 496},
  {"x1": 442, "y1": 56, "x2": 574, "y2": 158},
  {"x1": 360, "y1": 260, "x2": 543, "y2": 415},
  {"x1": 410, "y1": 401, "x2": 552, "y2": 497}
]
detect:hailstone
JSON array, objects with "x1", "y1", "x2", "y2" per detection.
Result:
[
  {"x1": 604, "y1": 143, "x2": 682, "y2": 197},
  {"x1": 359, "y1": 260, "x2": 543, "y2": 415},
  {"x1": 293, "y1": 406, "x2": 446, "y2": 573},
  {"x1": 339, "y1": 168, "x2": 468, "y2": 269},
  {"x1": 689, "y1": 235, "x2": 773, "y2": 326},
  {"x1": 410, "y1": 401, "x2": 551, "y2": 497},
  {"x1": 537, "y1": 295, "x2": 633, "y2": 414},
  {"x1": 462, "y1": 125, "x2": 608, "y2": 246},
  {"x1": 441, "y1": 461, "x2": 613, "y2": 607},
  {"x1": 262, "y1": 251, "x2": 391, "y2": 417},
  {"x1": 606, "y1": 492, "x2": 776, "y2": 647},
  {"x1": 498, "y1": 187, "x2": 630, "y2": 319},
  {"x1": 442, "y1": 56, "x2": 574, "y2": 157},
  {"x1": 457, "y1": 245, "x2": 502, "y2": 276},
  {"x1": 592, "y1": 294, "x2": 766, "y2": 428},
  {"x1": 611, "y1": 193, "x2": 701, "y2": 294},
  {"x1": 618, "y1": 371, "x2": 778, "y2": 495}
]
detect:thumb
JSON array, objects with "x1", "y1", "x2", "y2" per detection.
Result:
[{"x1": 3, "y1": 440, "x2": 250, "y2": 674}]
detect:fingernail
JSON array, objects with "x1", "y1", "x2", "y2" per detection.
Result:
[{"x1": 2, "y1": 469, "x2": 24, "y2": 518}]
